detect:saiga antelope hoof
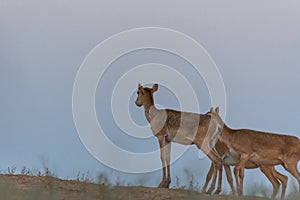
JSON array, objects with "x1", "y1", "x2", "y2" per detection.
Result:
[
  {"x1": 158, "y1": 180, "x2": 170, "y2": 188},
  {"x1": 214, "y1": 189, "x2": 221, "y2": 195},
  {"x1": 206, "y1": 189, "x2": 213, "y2": 195}
]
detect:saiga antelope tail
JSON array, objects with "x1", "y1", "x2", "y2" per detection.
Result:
[{"x1": 298, "y1": 139, "x2": 300, "y2": 162}]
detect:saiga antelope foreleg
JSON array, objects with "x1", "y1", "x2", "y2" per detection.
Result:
[
  {"x1": 202, "y1": 150, "x2": 222, "y2": 194},
  {"x1": 207, "y1": 163, "x2": 218, "y2": 194},
  {"x1": 215, "y1": 164, "x2": 223, "y2": 194},
  {"x1": 157, "y1": 135, "x2": 171, "y2": 188},
  {"x1": 234, "y1": 154, "x2": 250, "y2": 196},
  {"x1": 224, "y1": 165, "x2": 236, "y2": 195},
  {"x1": 202, "y1": 163, "x2": 214, "y2": 193}
]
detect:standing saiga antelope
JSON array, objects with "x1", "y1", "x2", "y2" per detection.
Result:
[
  {"x1": 208, "y1": 107, "x2": 300, "y2": 199},
  {"x1": 135, "y1": 83, "x2": 222, "y2": 188},
  {"x1": 203, "y1": 137, "x2": 288, "y2": 200}
]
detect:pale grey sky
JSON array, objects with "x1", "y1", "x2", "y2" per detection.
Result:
[{"x1": 1, "y1": 0, "x2": 300, "y2": 196}]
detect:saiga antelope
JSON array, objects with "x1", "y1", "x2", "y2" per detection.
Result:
[
  {"x1": 135, "y1": 83, "x2": 221, "y2": 188},
  {"x1": 203, "y1": 139, "x2": 288, "y2": 200},
  {"x1": 208, "y1": 107, "x2": 300, "y2": 199}
]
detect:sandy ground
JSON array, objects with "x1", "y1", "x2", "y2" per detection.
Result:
[{"x1": 0, "y1": 174, "x2": 271, "y2": 200}]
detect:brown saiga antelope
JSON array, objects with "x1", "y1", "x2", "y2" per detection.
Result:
[
  {"x1": 203, "y1": 139, "x2": 288, "y2": 200},
  {"x1": 135, "y1": 83, "x2": 221, "y2": 188},
  {"x1": 208, "y1": 107, "x2": 300, "y2": 199}
]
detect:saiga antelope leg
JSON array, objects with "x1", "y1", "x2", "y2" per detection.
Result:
[
  {"x1": 157, "y1": 135, "x2": 170, "y2": 188},
  {"x1": 205, "y1": 151, "x2": 222, "y2": 169},
  {"x1": 273, "y1": 169, "x2": 288, "y2": 200},
  {"x1": 165, "y1": 139, "x2": 171, "y2": 186},
  {"x1": 283, "y1": 161, "x2": 300, "y2": 197},
  {"x1": 207, "y1": 163, "x2": 218, "y2": 194},
  {"x1": 224, "y1": 165, "x2": 236, "y2": 195},
  {"x1": 234, "y1": 154, "x2": 250, "y2": 196},
  {"x1": 215, "y1": 164, "x2": 223, "y2": 194},
  {"x1": 259, "y1": 165, "x2": 280, "y2": 200},
  {"x1": 206, "y1": 151, "x2": 222, "y2": 194},
  {"x1": 202, "y1": 163, "x2": 214, "y2": 193}
]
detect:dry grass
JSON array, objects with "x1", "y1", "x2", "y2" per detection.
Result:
[
  {"x1": 0, "y1": 166, "x2": 298, "y2": 200},
  {"x1": 0, "y1": 174, "x2": 276, "y2": 200}
]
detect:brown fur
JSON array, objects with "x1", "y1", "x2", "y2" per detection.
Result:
[
  {"x1": 209, "y1": 107, "x2": 300, "y2": 200},
  {"x1": 135, "y1": 83, "x2": 221, "y2": 189},
  {"x1": 203, "y1": 140, "x2": 288, "y2": 199}
]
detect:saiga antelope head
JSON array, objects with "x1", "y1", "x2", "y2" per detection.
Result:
[{"x1": 135, "y1": 83, "x2": 158, "y2": 107}]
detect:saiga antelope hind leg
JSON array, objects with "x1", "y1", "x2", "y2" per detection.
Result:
[
  {"x1": 259, "y1": 166, "x2": 281, "y2": 200},
  {"x1": 273, "y1": 169, "x2": 288, "y2": 200},
  {"x1": 258, "y1": 166, "x2": 288, "y2": 200},
  {"x1": 283, "y1": 161, "x2": 300, "y2": 197}
]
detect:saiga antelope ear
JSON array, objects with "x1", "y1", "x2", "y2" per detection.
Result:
[
  {"x1": 151, "y1": 84, "x2": 158, "y2": 93},
  {"x1": 138, "y1": 83, "x2": 145, "y2": 94},
  {"x1": 210, "y1": 107, "x2": 213, "y2": 113},
  {"x1": 217, "y1": 126, "x2": 222, "y2": 134},
  {"x1": 215, "y1": 107, "x2": 220, "y2": 114},
  {"x1": 138, "y1": 83, "x2": 142, "y2": 89}
]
